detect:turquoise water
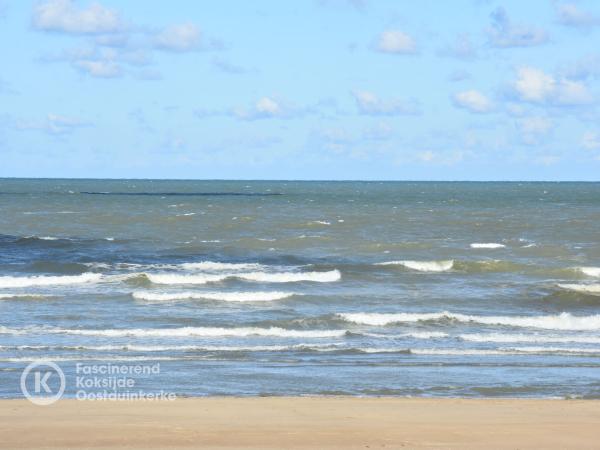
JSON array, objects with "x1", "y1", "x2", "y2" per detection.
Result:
[{"x1": 1, "y1": 179, "x2": 600, "y2": 398}]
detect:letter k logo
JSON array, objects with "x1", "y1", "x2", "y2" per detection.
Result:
[{"x1": 35, "y1": 371, "x2": 53, "y2": 394}]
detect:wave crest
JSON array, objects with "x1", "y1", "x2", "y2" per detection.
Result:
[
  {"x1": 557, "y1": 284, "x2": 600, "y2": 296},
  {"x1": 337, "y1": 311, "x2": 600, "y2": 330},
  {"x1": 144, "y1": 270, "x2": 340, "y2": 285},
  {"x1": 132, "y1": 291, "x2": 296, "y2": 302},
  {"x1": 375, "y1": 260, "x2": 453, "y2": 272},
  {"x1": 470, "y1": 243, "x2": 506, "y2": 249},
  {"x1": 0, "y1": 273, "x2": 102, "y2": 288},
  {"x1": 577, "y1": 267, "x2": 600, "y2": 277},
  {"x1": 0, "y1": 326, "x2": 346, "y2": 338}
]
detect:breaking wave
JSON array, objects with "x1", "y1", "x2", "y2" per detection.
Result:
[
  {"x1": 557, "y1": 284, "x2": 600, "y2": 295},
  {"x1": 460, "y1": 333, "x2": 600, "y2": 344},
  {"x1": 375, "y1": 260, "x2": 454, "y2": 272},
  {"x1": 144, "y1": 270, "x2": 341, "y2": 285},
  {"x1": 576, "y1": 267, "x2": 600, "y2": 277},
  {"x1": 0, "y1": 293, "x2": 48, "y2": 299},
  {"x1": 470, "y1": 243, "x2": 506, "y2": 249},
  {"x1": 179, "y1": 261, "x2": 265, "y2": 271},
  {"x1": 0, "y1": 273, "x2": 102, "y2": 288},
  {"x1": 337, "y1": 311, "x2": 600, "y2": 330},
  {"x1": 0, "y1": 326, "x2": 347, "y2": 338},
  {"x1": 132, "y1": 291, "x2": 296, "y2": 302}
]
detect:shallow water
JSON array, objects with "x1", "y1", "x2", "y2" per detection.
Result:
[{"x1": 1, "y1": 180, "x2": 600, "y2": 398}]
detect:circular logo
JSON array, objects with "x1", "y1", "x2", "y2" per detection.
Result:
[{"x1": 20, "y1": 360, "x2": 65, "y2": 406}]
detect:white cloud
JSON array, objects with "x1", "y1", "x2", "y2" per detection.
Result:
[
  {"x1": 487, "y1": 7, "x2": 548, "y2": 48},
  {"x1": 514, "y1": 67, "x2": 554, "y2": 102},
  {"x1": 438, "y1": 34, "x2": 477, "y2": 60},
  {"x1": 415, "y1": 150, "x2": 465, "y2": 165},
  {"x1": 513, "y1": 66, "x2": 594, "y2": 105},
  {"x1": 518, "y1": 116, "x2": 553, "y2": 144},
  {"x1": 374, "y1": 30, "x2": 416, "y2": 54},
  {"x1": 74, "y1": 59, "x2": 121, "y2": 78},
  {"x1": 452, "y1": 90, "x2": 493, "y2": 113},
  {"x1": 581, "y1": 131, "x2": 600, "y2": 149},
  {"x1": 32, "y1": 0, "x2": 122, "y2": 34},
  {"x1": 448, "y1": 70, "x2": 471, "y2": 82},
  {"x1": 352, "y1": 90, "x2": 420, "y2": 115},
  {"x1": 15, "y1": 113, "x2": 90, "y2": 134},
  {"x1": 154, "y1": 23, "x2": 200, "y2": 52},
  {"x1": 557, "y1": 3, "x2": 600, "y2": 28},
  {"x1": 519, "y1": 116, "x2": 552, "y2": 134},
  {"x1": 256, "y1": 97, "x2": 281, "y2": 115},
  {"x1": 562, "y1": 54, "x2": 600, "y2": 80},
  {"x1": 234, "y1": 97, "x2": 292, "y2": 120}
]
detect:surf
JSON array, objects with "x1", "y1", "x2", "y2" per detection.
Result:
[
  {"x1": 337, "y1": 311, "x2": 600, "y2": 331},
  {"x1": 375, "y1": 260, "x2": 454, "y2": 272}
]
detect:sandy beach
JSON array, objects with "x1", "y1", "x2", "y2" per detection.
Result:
[{"x1": 1, "y1": 397, "x2": 599, "y2": 449}]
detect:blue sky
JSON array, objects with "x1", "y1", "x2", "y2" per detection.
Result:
[{"x1": 1, "y1": 0, "x2": 600, "y2": 180}]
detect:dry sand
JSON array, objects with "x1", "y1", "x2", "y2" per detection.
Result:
[{"x1": 1, "y1": 397, "x2": 599, "y2": 449}]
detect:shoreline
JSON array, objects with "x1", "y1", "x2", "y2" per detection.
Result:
[{"x1": 2, "y1": 397, "x2": 599, "y2": 449}]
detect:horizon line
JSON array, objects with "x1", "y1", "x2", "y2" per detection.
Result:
[{"x1": 0, "y1": 177, "x2": 599, "y2": 183}]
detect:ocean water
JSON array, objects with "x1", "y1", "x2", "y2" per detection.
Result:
[{"x1": 1, "y1": 179, "x2": 600, "y2": 398}]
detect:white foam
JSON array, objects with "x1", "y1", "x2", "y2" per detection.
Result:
[
  {"x1": 6, "y1": 343, "x2": 343, "y2": 352},
  {"x1": 235, "y1": 270, "x2": 341, "y2": 283},
  {"x1": 500, "y1": 346, "x2": 600, "y2": 354},
  {"x1": 375, "y1": 260, "x2": 454, "y2": 272},
  {"x1": 460, "y1": 333, "x2": 600, "y2": 344},
  {"x1": 470, "y1": 243, "x2": 506, "y2": 249},
  {"x1": 411, "y1": 348, "x2": 507, "y2": 355},
  {"x1": 406, "y1": 347, "x2": 600, "y2": 356},
  {"x1": 145, "y1": 270, "x2": 340, "y2": 285},
  {"x1": 144, "y1": 273, "x2": 228, "y2": 285},
  {"x1": 179, "y1": 261, "x2": 265, "y2": 271},
  {"x1": 407, "y1": 348, "x2": 600, "y2": 356},
  {"x1": 0, "y1": 356, "x2": 178, "y2": 363},
  {"x1": 132, "y1": 291, "x2": 295, "y2": 302},
  {"x1": 577, "y1": 267, "x2": 600, "y2": 277},
  {"x1": 363, "y1": 331, "x2": 449, "y2": 340},
  {"x1": 357, "y1": 348, "x2": 411, "y2": 353},
  {"x1": 0, "y1": 326, "x2": 347, "y2": 338},
  {"x1": 0, "y1": 273, "x2": 102, "y2": 288},
  {"x1": 0, "y1": 293, "x2": 48, "y2": 299},
  {"x1": 557, "y1": 284, "x2": 600, "y2": 295},
  {"x1": 338, "y1": 311, "x2": 600, "y2": 330}
]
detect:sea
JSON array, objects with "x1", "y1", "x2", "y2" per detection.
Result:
[{"x1": 1, "y1": 179, "x2": 599, "y2": 399}]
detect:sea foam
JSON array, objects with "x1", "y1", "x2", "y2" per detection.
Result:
[
  {"x1": 0, "y1": 293, "x2": 48, "y2": 299},
  {"x1": 145, "y1": 270, "x2": 340, "y2": 285},
  {"x1": 179, "y1": 261, "x2": 265, "y2": 271},
  {"x1": 0, "y1": 326, "x2": 347, "y2": 338},
  {"x1": 375, "y1": 260, "x2": 454, "y2": 272},
  {"x1": 470, "y1": 243, "x2": 506, "y2": 249},
  {"x1": 337, "y1": 311, "x2": 600, "y2": 330},
  {"x1": 235, "y1": 270, "x2": 341, "y2": 283},
  {"x1": 577, "y1": 267, "x2": 600, "y2": 277},
  {"x1": 0, "y1": 273, "x2": 102, "y2": 288},
  {"x1": 557, "y1": 284, "x2": 600, "y2": 295},
  {"x1": 460, "y1": 333, "x2": 600, "y2": 344},
  {"x1": 132, "y1": 291, "x2": 296, "y2": 302}
]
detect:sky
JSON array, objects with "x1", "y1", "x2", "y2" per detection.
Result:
[{"x1": 1, "y1": 0, "x2": 600, "y2": 180}]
